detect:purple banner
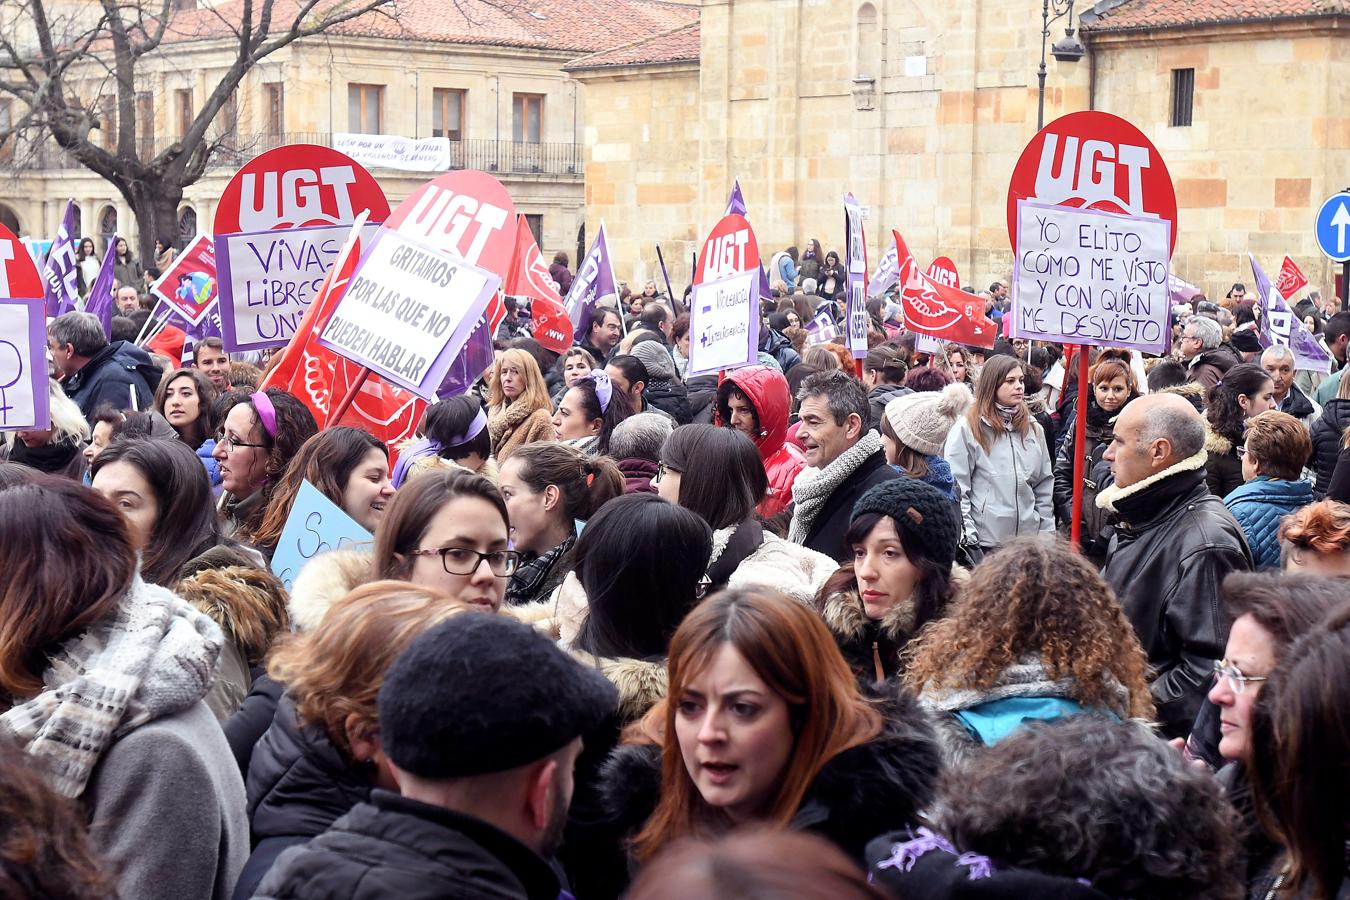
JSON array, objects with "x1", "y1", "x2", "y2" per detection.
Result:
[
  {"x1": 844, "y1": 193, "x2": 869, "y2": 358},
  {"x1": 566, "y1": 222, "x2": 619, "y2": 342},
  {"x1": 867, "y1": 241, "x2": 899, "y2": 299},
  {"x1": 84, "y1": 237, "x2": 119, "y2": 335},
  {"x1": 1250, "y1": 253, "x2": 1332, "y2": 374},
  {"x1": 42, "y1": 201, "x2": 79, "y2": 318},
  {"x1": 0, "y1": 297, "x2": 52, "y2": 431}
]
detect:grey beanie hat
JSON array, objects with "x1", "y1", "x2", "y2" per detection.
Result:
[
  {"x1": 883, "y1": 382, "x2": 973, "y2": 456},
  {"x1": 631, "y1": 341, "x2": 676, "y2": 382}
]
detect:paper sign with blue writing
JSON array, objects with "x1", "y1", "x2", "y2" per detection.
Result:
[
  {"x1": 317, "y1": 228, "x2": 501, "y2": 400},
  {"x1": 0, "y1": 298, "x2": 50, "y2": 431},
  {"x1": 216, "y1": 221, "x2": 380, "y2": 352},
  {"x1": 1011, "y1": 199, "x2": 1171, "y2": 354},
  {"x1": 270, "y1": 480, "x2": 373, "y2": 593},
  {"x1": 687, "y1": 269, "x2": 759, "y2": 377}
]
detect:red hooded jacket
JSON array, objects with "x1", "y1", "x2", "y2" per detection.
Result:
[{"x1": 717, "y1": 366, "x2": 806, "y2": 519}]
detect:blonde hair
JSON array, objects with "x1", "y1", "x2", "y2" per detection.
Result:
[
  {"x1": 267, "y1": 580, "x2": 469, "y2": 760},
  {"x1": 4, "y1": 379, "x2": 90, "y2": 449},
  {"x1": 487, "y1": 348, "x2": 552, "y2": 412}
]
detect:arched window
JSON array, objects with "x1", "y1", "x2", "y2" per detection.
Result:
[
  {"x1": 0, "y1": 203, "x2": 21, "y2": 235},
  {"x1": 856, "y1": 3, "x2": 881, "y2": 81},
  {"x1": 99, "y1": 206, "x2": 117, "y2": 250},
  {"x1": 178, "y1": 206, "x2": 197, "y2": 245}
]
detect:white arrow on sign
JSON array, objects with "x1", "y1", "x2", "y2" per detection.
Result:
[{"x1": 1332, "y1": 201, "x2": 1350, "y2": 255}]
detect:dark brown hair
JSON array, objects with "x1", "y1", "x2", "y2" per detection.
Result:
[
  {"x1": 661, "y1": 425, "x2": 766, "y2": 529},
  {"x1": 504, "y1": 442, "x2": 622, "y2": 523},
  {"x1": 216, "y1": 388, "x2": 319, "y2": 529},
  {"x1": 372, "y1": 469, "x2": 508, "y2": 580},
  {"x1": 878, "y1": 415, "x2": 931, "y2": 478},
  {"x1": 153, "y1": 367, "x2": 219, "y2": 449},
  {"x1": 251, "y1": 426, "x2": 386, "y2": 547},
  {"x1": 968, "y1": 355, "x2": 1030, "y2": 454},
  {"x1": 0, "y1": 477, "x2": 135, "y2": 697}
]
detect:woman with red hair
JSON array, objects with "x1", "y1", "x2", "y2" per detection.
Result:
[{"x1": 1279, "y1": 498, "x2": 1350, "y2": 576}]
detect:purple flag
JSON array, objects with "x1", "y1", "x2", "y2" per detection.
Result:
[
  {"x1": 722, "y1": 180, "x2": 771, "y2": 301},
  {"x1": 804, "y1": 307, "x2": 838, "y2": 347},
  {"x1": 566, "y1": 223, "x2": 619, "y2": 342},
  {"x1": 867, "y1": 242, "x2": 899, "y2": 299},
  {"x1": 42, "y1": 200, "x2": 80, "y2": 318},
  {"x1": 1250, "y1": 253, "x2": 1332, "y2": 374},
  {"x1": 83, "y1": 237, "x2": 119, "y2": 335}
]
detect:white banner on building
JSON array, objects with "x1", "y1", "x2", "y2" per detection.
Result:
[{"x1": 332, "y1": 133, "x2": 452, "y2": 173}]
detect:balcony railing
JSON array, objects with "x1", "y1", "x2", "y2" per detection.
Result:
[{"x1": 16, "y1": 133, "x2": 584, "y2": 178}]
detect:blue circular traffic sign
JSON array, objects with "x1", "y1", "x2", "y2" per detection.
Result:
[{"x1": 1314, "y1": 192, "x2": 1350, "y2": 263}]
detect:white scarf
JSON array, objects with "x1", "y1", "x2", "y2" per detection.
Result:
[
  {"x1": 788, "y1": 430, "x2": 884, "y2": 543},
  {"x1": 0, "y1": 578, "x2": 223, "y2": 797}
]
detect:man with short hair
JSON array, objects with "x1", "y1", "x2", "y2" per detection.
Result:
[
  {"x1": 254, "y1": 614, "x2": 617, "y2": 900},
  {"x1": 1180, "y1": 315, "x2": 1237, "y2": 390},
  {"x1": 47, "y1": 311, "x2": 158, "y2": 422},
  {"x1": 195, "y1": 337, "x2": 232, "y2": 392},
  {"x1": 578, "y1": 307, "x2": 623, "y2": 364},
  {"x1": 1313, "y1": 311, "x2": 1350, "y2": 405},
  {"x1": 788, "y1": 370, "x2": 899, "y2": 561},
  {"x1": 1260, "y1": 345, "x2": 1320, "y2": 429},
  {"x1": 636, "y1": 303, "x2": 671, "y2": 342},
  {"x1": 115, "y1": 285, "x2": 140, "y2": 314},
  {"x1": 1097, "y1": 393, "x2": 1252, "y2": 738}
]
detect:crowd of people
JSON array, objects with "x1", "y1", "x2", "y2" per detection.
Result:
[{"x1": 1, "y1": 257, "x2": 1349, "y2": 900}]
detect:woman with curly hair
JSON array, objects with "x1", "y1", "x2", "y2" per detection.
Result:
[
  {"x1": 867, "y1": 717, "x2": 1244, "y2": 899},
  {"x1": 213, "y1": 388, "x2": 319, "y2": 536},
  {"x1": 903, "y1": 535, "x2": 1154, "y2": 765},
  {"x1": 1279, "y1": 498, "x2": 1350, "y2": 576},
  {"x1": 1204, "y1": 362, "x2": 1276, "y2": 498}
]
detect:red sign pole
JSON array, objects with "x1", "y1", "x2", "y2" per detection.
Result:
[
  {"x1": 327, "y1": 366, "x2": 372, "y2": 426},
  {"x1": 1068, "y1": 347, "x2": 1091, "y2": 548}
]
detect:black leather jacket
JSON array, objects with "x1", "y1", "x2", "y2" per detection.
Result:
[{"x1": 1099, "y1": 461, "x2": 1253, "y2": 738}]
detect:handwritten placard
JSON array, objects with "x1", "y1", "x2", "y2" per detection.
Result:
[
  {"x1": 0, "y1": 298, "x2": 50, "y2": 431},
  {"x1": 1011, "y1": 200, "x2": 1171, "y2": 353},
  {"x1": 318, "y1": 228, "x2": 501, "y2": 400},
  {"x1": 688, "y1": 269, "x2": 759, "y2": 376},
  {"x1": 270, "y1": 480, "x2": 373, "y2": 593},
  {"x1": 217, "y1": 222, "x2": 380, "y2": 352}
]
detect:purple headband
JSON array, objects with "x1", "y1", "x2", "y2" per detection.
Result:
[
  {"x1": 250, "y1": 391, "x2": 278, "y2": 439},
  {"x1": 447, "y1": 407, "x2": 489, "y2": 445},
  {"x1": 587, "y1": 370, "x2": 612, "y2": 413}
]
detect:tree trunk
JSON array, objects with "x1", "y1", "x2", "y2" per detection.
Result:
[{"x1": 126, "y1": 179, "x2": 184, "y2": 266}]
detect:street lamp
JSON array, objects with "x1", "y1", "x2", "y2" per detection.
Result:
[{"x1": 1038, "y1": 0, "x2": 1087, "y2": 130}]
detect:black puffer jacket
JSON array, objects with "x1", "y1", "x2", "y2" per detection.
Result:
[
  {"x1": 62, "y1": 339, "x2": 160, "y2": 421},
  {"x1": 253, "y1": 791, "x2": 560, "y2": 900},
  {"x1": 1311, "y1": 399, "x2": 1350, "y2": 497},
  {"x1": 867, "y1": 383, "x2": 912, "y2": 433},
  {"x1": 759, "y1": 327, "x2": 802, "y2": 373},
  {"x1": 643, "y1": 378, "x2": 693, "y2": 425},
  {"x1": 234, "y1": 698, "x2": 372, "y2": 900},
  {"x1": 1097, "y1": 454, "x2": 1252, "y2": 738},
  {"x1": 685, "y1": 373, "x2": 721, "y2": 424},
  {"x1": 598, "y1": 682, "x2": 941, "y2": 871}
]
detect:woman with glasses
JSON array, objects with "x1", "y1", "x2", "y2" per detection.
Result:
[
  {"x1": 371, "y1": 468, "x2": 516, "y2": 613},
  {"x1": 212, "y1": 388, "x2": 318, "y2": 536},
  {"x1": 498, "y1": 442, "x2": 623, "y2": 608}
]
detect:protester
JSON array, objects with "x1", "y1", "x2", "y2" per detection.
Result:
[
  {"x1": 605, "y1": 354, "x2": 664, "y2": 422},
  {"x1": 816, "y1": 478, "x2": 964, "y2": 684},
  {"x1": 248, "y1": 427, "x2": 393, "y2": 557},
  {"x1": 1202, "y1": 362, "x2": 1277, "y2": 497},
  {"x1": 1180, "y1": 315, "x2": 1239, "y2": 391},
  {"x1": 716, "y1": 365, "x2": 808, "y2": 520},
  {"x1": 1096, "y1": 392, "x2": 1252, "y2": 737},
  {"x1": 658, "y1": 425, "x2": 835, "y2": 604},
  {"x1": 47, "y1": 311, "x2": 159, "y2": 420},
  {"x1": 1222, "y1": 410, "x2": 1314, "y2": 570},
  {"x1": 671, "y1": 313, "x2": 691, "y2": 378},
  {"x1": 154, "y1": 366, "x2": 221, "y2": 485},
  {"x1": 1248, "y1": 601, "x2": 1350, "y2": 900},
  {"x1": 393, "y1": 395, "x2": 496, "y2": 487},
  {"x1": 1310, "y1": 366, "x2": 1350, "y2": 496},
  {"x1": 214, "y1": 388, "x2": 319, "y2": 536},
  {"x1": 789, "y1": 371, "x2": 899, "y2": 561},
  {"x1": 370, "y1": 468, "x2": 516, "y2": 613},
  {"x1": 236, "y1": 581, "x2": 469, "y2": 899},
  {"x1": 903, "y1": 364, "x2": 951, "y2": 393},
  {"x1": 1260, "y1": 345, "x2": 1320, "y2": 429},
  {"x1": 253, "y1": 613, "x2": 618, "y2": 899},
  {"x1": 631, "y1": 341, "x2": 693, "y2": 424},
  {"x1": 111, "y1": 236, "x2": 142, "y2": 287},
  {"x1": 196, "y1": 337, "x2": 233, "y2": 391},
  {"x1": 803, "y1": 345, "x2": 841, "y2": 371},
  {"x1": 580, "y1": 306, "x2": 625, "y2": 364},
  {"x1": 1051, "y1": 354, "x2": 1140, "y2": 554},
  {"x1": 0, "y1": 378, "x2": 89, "y2": 479},
  {"x1": 602, "y1": 588, "x2": 940, "y2": 876},
  {"x1": 866, "y1": 717, "x2": 1243, "y2": 900},
  {"x1": 486, "y1": 348, "x2": 555, "y2": 463},
  {"x1": 1311, "y1": 310, "x2": 1350, "y2": 405},
  {"x1": 498, "y1": 442, "x2": 622, "y2": 607},
  {"x1": 553, "y1": 371, "x2": 635, "y2": 455},
  {"x1": 879, "y1": 383, "x2": 970, "y2": 501},
  {"x1": 555, "y1": 346, "x2": 599, "y2": 403},
  {"x1": 1278, "y1": 499, "x2": 1350, "y2": 575},
  {"x1": 0, "y1": 478, "x2": 247, "y2": 900},
  {"x1": 609, "y1": 412, "x2": 672, "y2": 494},
  {"x1": 862, "y1": 346, "x2": 910, "y2": 432},
  {"x1": 0, "y1": 738, "x2": 115, "y2": 900},
  {"x1": 940, "y1": 344, "x2": 972, "y2": 386},
  {"x1": 550, "y1": 250, "x2": 573, "y2": 295},
  {"x1": 945, "y1": 355, "x2": 1054, "y2": 554}
]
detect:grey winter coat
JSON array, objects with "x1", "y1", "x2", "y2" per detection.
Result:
[{"x1": 945, "y1": 415, "x2": 1055, "y2": 549}]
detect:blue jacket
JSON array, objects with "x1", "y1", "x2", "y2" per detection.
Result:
[
  {"x1": 1223, "y1": 476, "x2": 1314, "y2": 570},
  {"x1": 63, "y1": 340, "x2": 160, "y2": 422}
]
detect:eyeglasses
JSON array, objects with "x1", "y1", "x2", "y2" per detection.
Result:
[
  {"x1": 1213, "y1": 659, "x2": 1268, "y2": 695},
  {"x1": 653, "y1": 461, "x2": 676, "y2": 485},
  {"x1": 410, "y1": 546, "x2": 520, "y2": 577},
  {"x1": 695, "y1": 574, "x2": 713, "y2": 599},
  {"x1": 1236, "y1": 445, "x2": 1248, "y2": 459},
  {"x1": 216, "y1": 432, "x2": 267, "y2": 452}
]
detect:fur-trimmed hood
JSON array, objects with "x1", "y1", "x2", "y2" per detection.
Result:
[
  {"x1": 1095, "y1": 449, "x2": 1208, "y2": 513},
  {"x1": 820, "y1": 566, "x2": 969, "y2": 646},
  {"x1": 597, "y1": 680, "x2": 941, "y2": 861},
  {"x1": 570, "y1": 651, "x2": 667, "y2": 724},
  {"x1": 1203, "y1": 423, "x2": 1234, "y2": 457},
  {"x1": 287, "y1": 549, "x2": 371, "y2": 632},
  {"x1": 176, "y1": 554, "x2": 288, "y2": 663},
  {"x1": 1158, "y1": 381, "x2": 1206, "y2": 412}
]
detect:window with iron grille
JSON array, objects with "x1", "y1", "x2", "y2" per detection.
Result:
[{"x1": 1170, "y1": 68, "x2": 1194, "y2": 128}]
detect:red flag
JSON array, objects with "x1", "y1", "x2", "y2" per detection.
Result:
[
  {"x1": 1275, "y1": 256, "x2": 1309, "y2": 300},
  {"x1": 501, "y1": 215, "x2": 571, "y2": 353},
  {"x1": 261, "y1": 224, "x2": 426, "y2": 460},
  {"x1": 893, "y1": 229, "x2": 997, "y2": 348}
]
